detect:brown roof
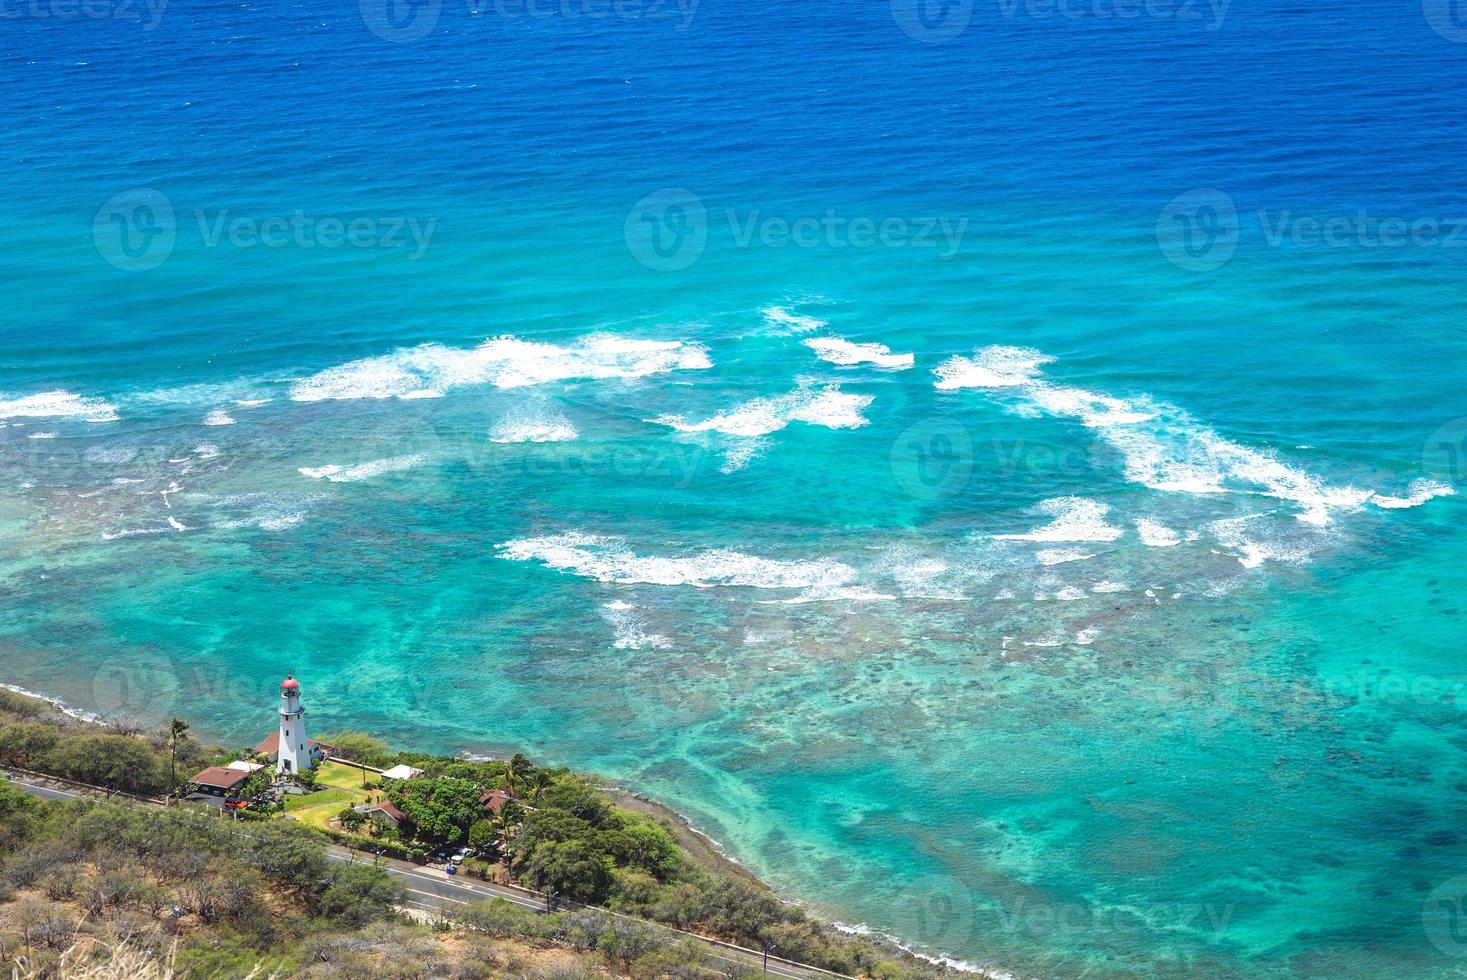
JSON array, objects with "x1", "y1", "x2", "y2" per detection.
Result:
[
  {"x1": 479, "y1": 788, "x2": 515, "y2": 813},
  {"x1": 253, "y1": 732, "x2": 331, "y2": 755},
  {"x1": 366, "y1": 800, "x2": 406, "y2": 821},
  {"x1": 189, "y1": 766, "x2": 250, "y2": 790}
]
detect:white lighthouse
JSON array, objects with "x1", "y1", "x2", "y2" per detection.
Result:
[{"x1": 277, "y1": 674, "x2": 308, "y2": 775}]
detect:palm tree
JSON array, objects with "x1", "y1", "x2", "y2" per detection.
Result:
[
  {"x1": 491, "y1": 800, "x2": 525, "y2": 864},
  {"x1": 166, "y1": 718, "x2": 190, "y2": 797},
  {"x1": 528, "y1": 768, "x2": 553, "y2": 805},
  {"x1": 505, "y1": 753, "x2": 534, "y2": 795}
]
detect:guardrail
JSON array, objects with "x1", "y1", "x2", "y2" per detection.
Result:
[
  {"x1": 2, "y1": 763, "x2": 855, "y2": 978},
  {"x1": 0, "y1": 764, "x2": 166, "y2": 806}
]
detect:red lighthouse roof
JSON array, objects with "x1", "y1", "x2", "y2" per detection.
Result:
[{"x1": 281, "y1": 674, "x2": 300, "y2": 692}]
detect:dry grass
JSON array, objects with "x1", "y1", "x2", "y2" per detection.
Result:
[{"x1": 8, "y1": 935, "x2": 275, "y2": 980}]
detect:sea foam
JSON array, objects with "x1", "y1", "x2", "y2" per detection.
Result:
[
  {"x1": 490, "y1": 411, "x2": 578, "y2": 443},
  {"x1": 0, "y1": 391, "x2": 118, "y2": 423},
  {"x1": 934, "y1": 346, "x2": 1414, "y2": 527},
  {"x1": 288, "y1": 334, "x2": 711, "y2": 402},
  {"x1": 600, "y1": 601, "x2": 672, "y2": 650},
  {"x1": 994, "y1": 497, "x2": 1124, "y2": 543},
  {"x1": 1370, "y1": 478, "x2": 1455, "y2": 509},
  {"x1": 760, "y1": 305, "x2": 827, "y2": 334},
  {"x1": 649, "y1": 382, "x2": 874, "y2": 472},
  {"x1": 299, "y1": 454, "x2": 426, "y2": 483},
  {"x1": 650, "y1": 384, "x2": 873, "y2": 437},
  {"x1": 803, "y1": 337, "x2": 914, "y2": 370},
  {"x1": 498, "y1": 532, "x2": 862, "y2": 600}
]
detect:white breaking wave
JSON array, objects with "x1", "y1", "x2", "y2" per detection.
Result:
[
  {"x1": 203, "y1": 409, "x2": 236, "y2": 426},
  {"x1": 600, "y1": 601, "x2": 672, "y2": 650},
  {"x1": 649, "y1": 383, "x2": 874, "y2": 439},
  {"x1": 1135, "y1": 518, "x2": 1182, "y2": 547},
  {"x1": 490, "y1": 412, "x2": 578, "y2": 444},
  {"x1": 299, "y1": 454, "x2": 426, "y2": 483},
  {"x1": 934, "y1": 346, "x2": 1053, "y2": 390},
  {"x1": 288, "y1": 334, "x2": 711, "y2": 402},
  {"x1": 933, "y1": 346, "x2": 1433, "y2": 527},
  {"x1": 995, "y1": 497, "x2": 1124, "y2": 543},
  {"x1": 498, "y1": 532, "x2": 863, "y2": 601},
  {"x1": 649, "y1": 382, "x2": 874, "y2": 473},
  {"x1": 760, "y1": 306, "x2": 826, "y2": 334},
  {"x1": 27, "y1": 432, "x2": 56, "y2": 440},
  {"x1": 0, "y1": 391, "x2": 118, "y2": 423},
  {"x1": 1209, "y1": 514, "x2": 1317, "y2": 569},
  {"x1": 803, "y1": 337, "x2": 914, "y2": 370},
  {"x1": 1370, "y1": 479, "x2": 1454, "y2": 509},
  {"x1": 1035, "y1": 548, "x2": 1096, "y2": 565}
]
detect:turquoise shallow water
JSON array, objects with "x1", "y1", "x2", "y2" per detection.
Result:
[{"x1": 5, "y1": 1, "x2": 1467, "y2": 976}]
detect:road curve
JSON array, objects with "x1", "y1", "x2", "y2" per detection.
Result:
[{"x1": 5, "y1": 771, "x2": 841, "y2": 980}]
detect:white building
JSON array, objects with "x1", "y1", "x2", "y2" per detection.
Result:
[{"x1": 252, "y1": 674, "x2": 330, "y2": 775}]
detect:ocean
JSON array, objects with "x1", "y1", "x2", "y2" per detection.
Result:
[{"x1": 4, "y1": 0, "x2": 1467, "y2": 975}]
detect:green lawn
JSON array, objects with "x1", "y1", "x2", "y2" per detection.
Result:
[
  {"x1": 283, "y1": 786, "x2": 354, "y2": 813},
  {"x1": 280, "y1": 762, "x2": 378, "y2": 831},
  {"x1": 313, "y1": 760, "x2": 377, "y2": 793}
]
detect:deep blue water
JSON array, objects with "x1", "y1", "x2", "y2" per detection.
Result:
[{"x1": 4, "y1": 1, "x2": 1467, "y2": 976}]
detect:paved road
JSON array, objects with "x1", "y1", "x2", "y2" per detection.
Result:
[{"x1": 6, "y1": 772, "x2": 837, "y2": 980}]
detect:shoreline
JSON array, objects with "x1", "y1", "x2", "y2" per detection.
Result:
[{"x1": 2, "y1": 677, "x2": 997, "y2": 977}]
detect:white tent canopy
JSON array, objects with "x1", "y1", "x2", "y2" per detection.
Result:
[{"x1": 380, "y1": 764, "x2": 423, "y2": 781}]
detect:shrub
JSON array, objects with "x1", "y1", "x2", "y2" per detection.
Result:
[{"x1": 319, "y1": 865, "x2": 405, "y2": 928}]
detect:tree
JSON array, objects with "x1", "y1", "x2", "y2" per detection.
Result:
[
  {"x1": 528, "y1": 768, "x2": 554, "y2": 804},
  {"x1": 505, "y1": 753, "x2": 535, "y2": 795},
  {"x1": 38, "y1": 733, "x2": 166, "y2": 795},
  {"x1": 467, "y1": 818, "x2": 498, "y2": 852},
  {"x1": 389, "y1": 776, "x2": 482, "y2": 842},
  {"x1": 320, "y1": 731, "x2": 390, "y2": 768},
  {"x1": 597, "y1": 815, "x2": 682, "y2": 880},
  {"x1": 0, "y1": 722, "x2": 59, "y2": 768},
  {"x1": 166, "y1": 718, "x2": 190, "y2": 796},
  {"x1": 319, "y1": 865, "x2": 404, "y2": 928},
  {"x1": 520, "y1": 839, "x2": 613, "y2": 904}
]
